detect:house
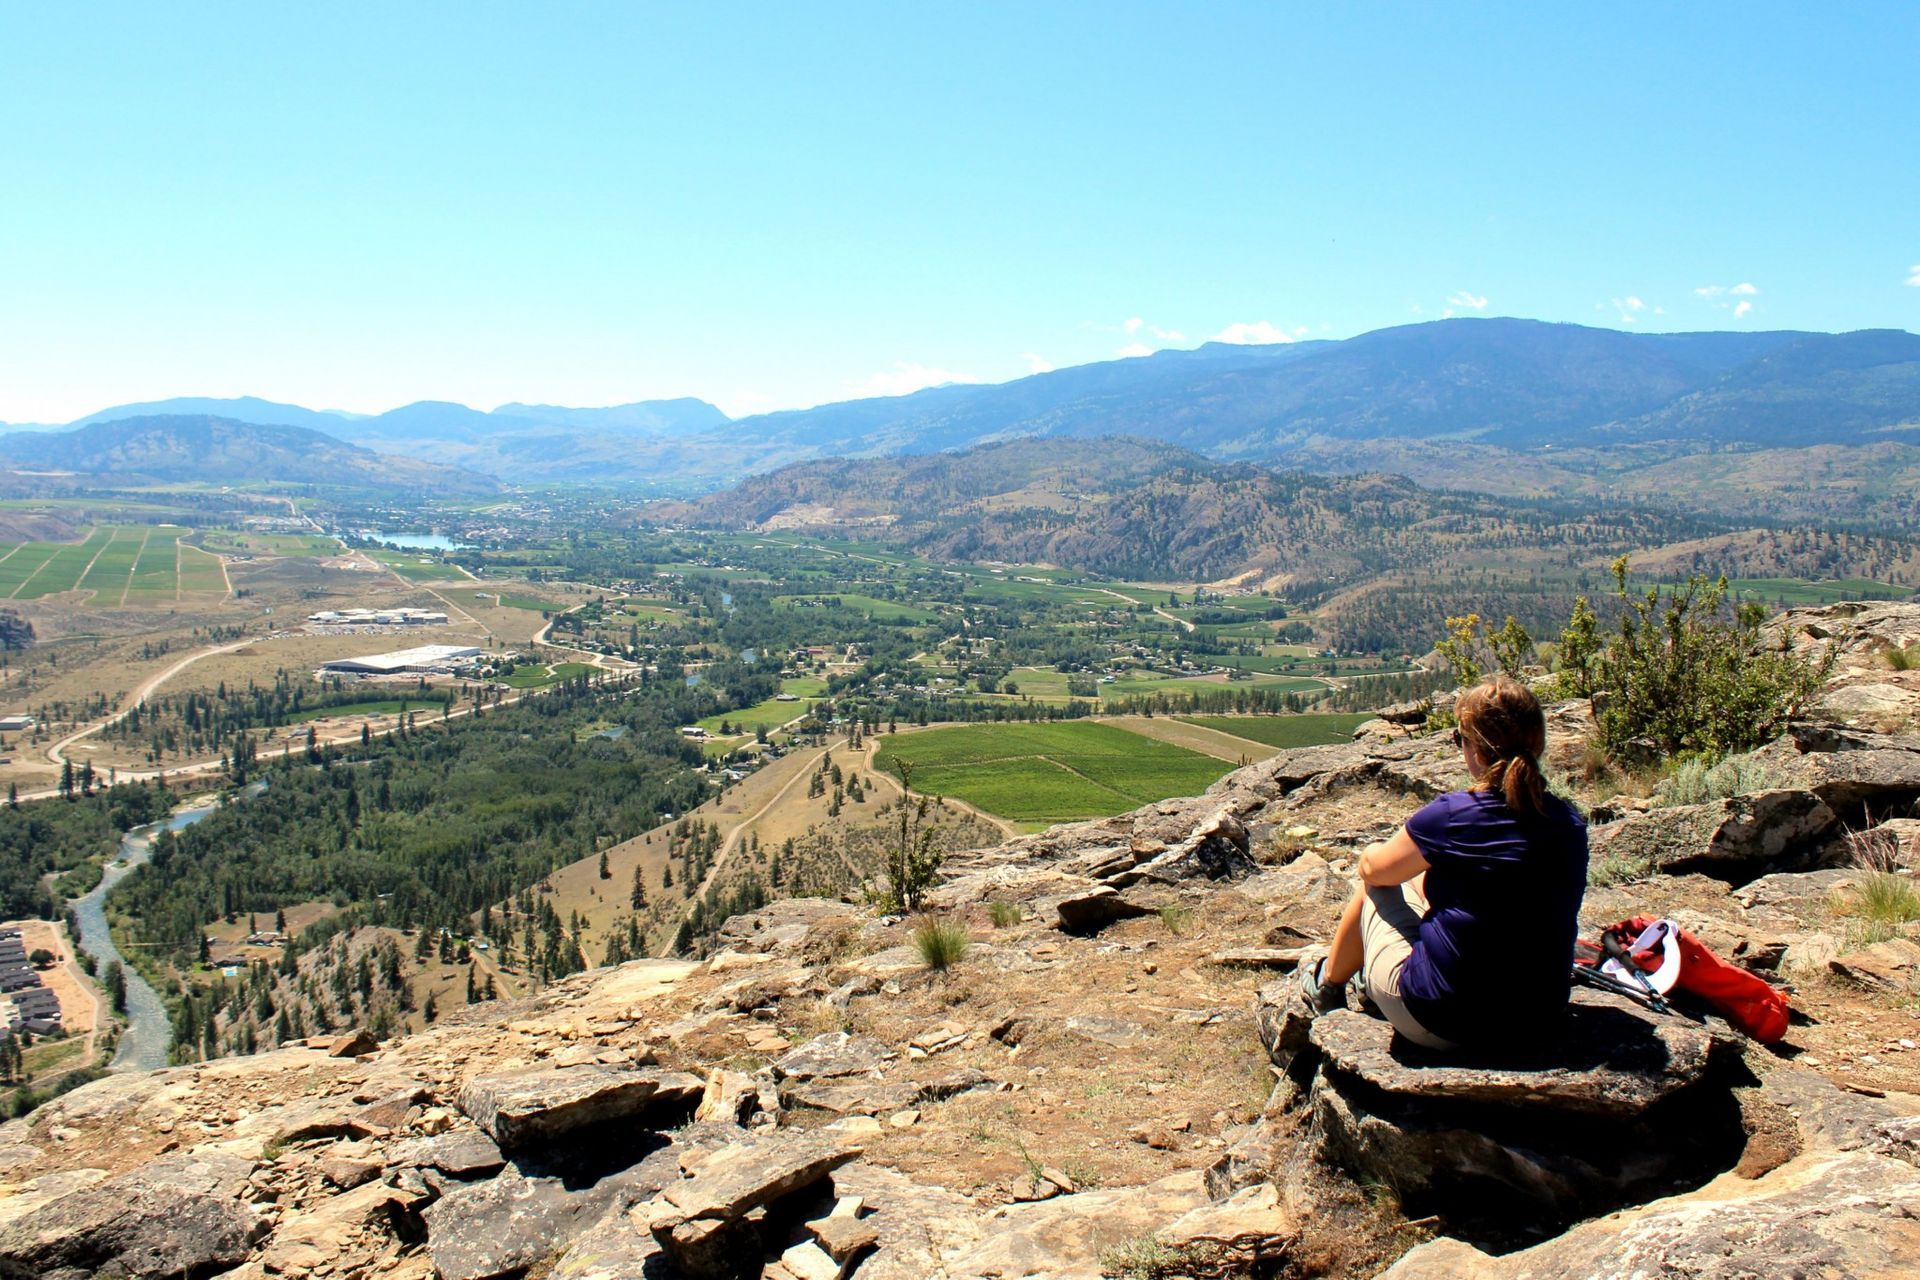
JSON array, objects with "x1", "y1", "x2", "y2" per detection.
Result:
[
  {"x1": 679, "y1": 726, "x2": 710, "y2": 740},
  {"x1": 0, "y1": 715, "x2": 33, "y2": 732}
]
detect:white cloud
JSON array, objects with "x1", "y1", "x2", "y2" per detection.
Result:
[
  {"x1": 1149, "y1": 324, "x2": 1186, "y2": 342},
  {"x1": 1209, "y1": 320, "x2": 1294, "y2": 345},
  {"x1": 1695, "y1": 285, "x2": 1724, "y2": 298},
  {"x1": 844, "y1": 361, "x2": 981, "y2": 399},
  {"x1": 1447, "y1": 290, "x2": 1489, "y2": 311},
  {"x1": 1123, "y1": 317, "x2": 1144, "y2": 334},
  {"x1": 1698, "y1": 281, "x2": 1759, "y2": 300},
  {"x1": 1733, "y1": 300, "x2": 1753, "y2": 318},
  {"x1": 1729, "y1": 282, "x2": 1758, "y2": 296},
  {"x1": 1022, "y1": 353, "x2": 1054, "y2": 374},
  {"x1": 1608, "y1": 296, "x2": 1648, "y2": 324},
  {"x1": 1906, "y1": 264, "x2": 1920, "y2": 287},
  {"x1": 1116, "y1": 342, "x2": 1156, "y2": 359}
]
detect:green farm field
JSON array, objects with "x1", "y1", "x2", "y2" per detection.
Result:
[
  {"x1": 1177, "y1": 713, "x2": 1375, "y2": 749},
  {"x1": 198, "y1": 530, "x2": 342, "y2": 557},
  {"x1": 696, "y1": 678, "x2": 825, "y2": 736},
  {"x1": 1100, "y1": 671, "x2": 1330, "y2": 698},
  {"x1": 499, "y1": 661, "x2": 596, "y2": 688},
  {"x1": 0, "y1": 525, "x2": 226, "y2": 605},
  {"x1": 873, "y1": 721, "x2": 1234, "y2": 826},
  {"x1": 369, "y1": 549, "x2": 468, "y2": 583}
]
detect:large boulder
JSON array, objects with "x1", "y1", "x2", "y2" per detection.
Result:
[
  {"x1": 1586, "y1": 789, "x2": 1838, "y2": 878},
  {"x1": 458, "y1": 1063, "x2": 704, "y2": 1152},
  {"x1": 770, "y1": 1032, "x2": 893, "y2": 1082},
  {"x1": 1307, "y1": 989, "x2": 1714, "y2": 1116},
  {"x1": 0, "y1": 1151, "x2": 265, "y2": 1280},
  {"x1": 424, "y1": 1148, "x2": 679, "y2": 1280},
  {"x1": 1276, "y1": 989, "x2": 1742, "y2": 1229}
]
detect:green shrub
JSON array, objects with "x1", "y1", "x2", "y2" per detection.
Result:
[
  {"x1": 1559, "y1": 559, "x2": 1830, "y2": 759},
  {"x1": 877, "y1": 763, "x2": 944, "y2": 914},
  {"x1": 1653, "y1": 754, "x2": 1788, "y2": 807},
  {"x1": 1887, "y1": 644, "x2": 1920, "y2": 672},
  {"x1": 911, "y1": 917, "x2": 969, "y2": 972},
  {"x1": 987, "y1": 899, "x2": 1023, "y2": 928},
  {"x1": 1157, "y1": 904, "x2": 1195, "y2": 935}
]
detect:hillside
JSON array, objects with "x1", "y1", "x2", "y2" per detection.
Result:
[
  {"x1": 39, "y1": 396, "x2": 732, "y2": 487},
  {"x1": 653, "y1": 436, "x2": 1920, "y2": 597},
  {"x1": 695, "y1": 320, "x2": 1920, "y2": 489},
  {"x1": 0, "y1": 415, "x2": 498, "y2": 494},
  {"x1": 3, "y1": 603, "x2": 1919, "y2": 1278},
  {"x1": 26, "y1": 320, "x2": 1920, "y2": 500}
]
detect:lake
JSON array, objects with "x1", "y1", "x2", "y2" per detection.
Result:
[{"x1": 377, "y1": 532, "x2": 468, "y2": 551}]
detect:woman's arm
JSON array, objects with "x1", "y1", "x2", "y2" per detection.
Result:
[{"x1": 1357, "y1": 825, "x2": 1430, "y2": 886}]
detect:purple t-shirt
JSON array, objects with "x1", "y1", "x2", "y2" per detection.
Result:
[{"x1": 1395, "y1": 788, "x2": 1589, "y2": 1046}]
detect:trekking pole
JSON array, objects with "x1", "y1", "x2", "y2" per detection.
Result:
[{"x1": 1600, "y1": 928, "x2": 1669, "y2": 1014}]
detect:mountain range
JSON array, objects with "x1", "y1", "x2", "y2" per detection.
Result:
[
  {"x1": 11, "y1": 318, "x2": 1920, "y2": 504},
  {"x1": 0, "y1": 416, "x2": 498, "y2": 494}
]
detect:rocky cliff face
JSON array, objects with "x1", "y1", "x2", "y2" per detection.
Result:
[{"x1": 5, "y1": 604, "x2": 1920, "y2": 1279}]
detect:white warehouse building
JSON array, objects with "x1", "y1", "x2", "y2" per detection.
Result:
[{"x1": 320, "y1": 645, "x2": 484, "y2": 676}]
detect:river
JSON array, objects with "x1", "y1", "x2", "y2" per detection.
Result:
[{"x1": 71, "y1": 799, "x2": 218, "y2": 1072}]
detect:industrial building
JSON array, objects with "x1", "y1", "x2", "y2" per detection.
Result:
[
  {"x1": 308, "y1": 608, "x2": 450, "y2": 627},
  {"x1": 0, "y1": 929, "x2": 60, "y2": 1034},
  {"x1": 320, "y1": 644, "x2": 484, "y2": 676}
]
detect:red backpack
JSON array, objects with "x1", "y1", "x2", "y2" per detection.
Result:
[{"x1": 1578, "y1": 915, "x2": 1789, "y2": 1044}]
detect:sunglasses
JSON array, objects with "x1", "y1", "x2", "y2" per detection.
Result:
[{"x1": 1449, "y1": 728, "x2": 1465, "y2": 747}]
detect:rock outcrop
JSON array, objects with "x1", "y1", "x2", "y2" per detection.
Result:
[{"x1": 8, "y1": 612, "x2": 1920, "y2": 1278}]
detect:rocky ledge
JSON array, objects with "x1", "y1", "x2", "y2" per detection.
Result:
[{"x1": 3, "y1": 602, "x2": 1920, "y2": 1278}]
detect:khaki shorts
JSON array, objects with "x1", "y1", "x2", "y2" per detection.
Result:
[{"x1": 1357, "y1": 877, "x2": 1457, "y2": 1051}]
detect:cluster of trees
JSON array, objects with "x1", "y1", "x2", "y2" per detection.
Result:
[
  {"x1": 99, "y1": 671, "x2": 453, "y2": 763},
  {"x1": 0, "y1": 783, "x2": 171, "y2": 918},
  {"x1": 172, "y1": 930, "x2": 418, "y2": 1063},
  {"x1": 108, "y1": 675, "x2": 750, "y2": 973}
]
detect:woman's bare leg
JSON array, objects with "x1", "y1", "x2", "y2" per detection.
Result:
[{"x1": 1322, "y1": 885, "x2": 1366, "y2": 986}]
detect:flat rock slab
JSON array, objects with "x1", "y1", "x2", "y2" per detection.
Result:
[
  {"x1": 0, "y1": 1150, "x2": 265, "y2": 1280},
  {"x1": 1064, "y1": 1015, "x2": 1153, "y2": 1048},
  {"x1": 652, "y1": 1135, "x2": 861, "y2": 1223},
  {"x1": 646, "y1": 1136, "x2": 861, "y2": 1279},
  {"x1": 1309, "y1": 987, "x2": 1712, "y2": 1115},
  {"x1": 459, "y1": 1064, "x2": 704, "y2": 1151},
  {"x1": 1829, "y1": 937, "x2": 1920, "y2": 992},
  {"x1": 939, "y1": 1171, "x2": 1210, "y2": 1280},
  {"x1": 781, "y1": 1068, "x2": 990, "y2": 1117},
  {"x1": 1377, "y1": 1148, "x2": 1920, "y2": 1280},
  {"x1": 771, "y1": 1032, "x2": 893, "y2": 1081},
  {"x1": 393, "y1": 1127, "x2": 506, "y2": 1178}
]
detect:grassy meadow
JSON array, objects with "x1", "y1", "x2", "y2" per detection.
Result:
[{"x1": 873, "y1": 720, "x2": 1234, "y2": 826}]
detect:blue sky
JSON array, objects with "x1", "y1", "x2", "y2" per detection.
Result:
[{"x1": 2, "y1": 3, "x2": 1916, "y2": 422}]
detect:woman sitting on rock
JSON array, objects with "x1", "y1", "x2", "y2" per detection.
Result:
[{"x1": 1299, "y1": 673, "x2": 1588, "y2": 1049}]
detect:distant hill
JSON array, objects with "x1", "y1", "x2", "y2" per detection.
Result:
[
  {"x1": 654, "y1": 436, "x2": 1712, "y2": 586},
  {"x1": 43, "y1": 396, "x2": 731, "y2": 484},
  {"x1": 26, "y1": 319, "x2": 1920, "y2": 500},
  {"x1": 711, "y1": 320, "x2": 1920, "y2": 464},
  {"x1": 0, "y1": 415, "x2": 498, "y2": 494}
]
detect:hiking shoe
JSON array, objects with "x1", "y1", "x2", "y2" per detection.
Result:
[{"x1": 1298, "y1": 953, "x2": 1346, "y2": 1015}]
